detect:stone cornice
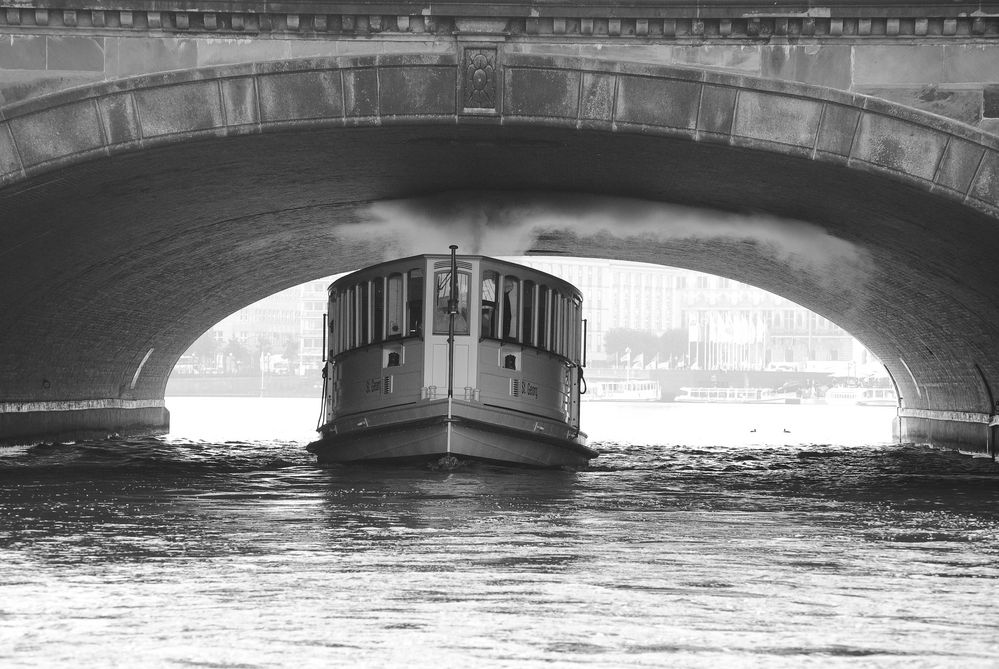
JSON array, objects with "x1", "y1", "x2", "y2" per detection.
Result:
[
  {"x1": 6, "y1": 2, "x2": 999, "y2": 18},
  {"x1": 3, "y1": 3, "x2": 999, "y2": 38}
]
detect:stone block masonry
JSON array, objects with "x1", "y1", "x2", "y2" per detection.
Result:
[{"x1": 5, "y1": 2, "x2": 999, "y2": 130}]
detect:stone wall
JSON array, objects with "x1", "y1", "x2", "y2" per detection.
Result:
[{"x1": 5, "y1": 3, "x2": 999, "y2": 130}]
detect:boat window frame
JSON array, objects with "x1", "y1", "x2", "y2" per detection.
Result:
[
  {"x1": 326, "y1": 290, "x2": 340, "y2": 359},
  {"x1": 386, "y1": 273, "x2": 404, "y2": 339},
  {"x1": 521, "y1": 279, "x2": 536, "y2": 347},
  {"x1": 481, "y1": 270, "x2": 498, "y2": 340},
  {"x1": 550, "y1": 291, "x2": 561, "y2": 357},
  {"x1": 537, "y1": 285, "x2": 549, "y2": 352},
  {"x1": 432, "y1": 267, "x2": 471, "y2": 336},
  {"x1": 360, "y1": 280, "x2": 371, "y2": 345},
  {"x1": 337, "y1": 290, "x2": 345, "y2": 354},
  {"x1": 500, "y1": 275, "x2": 520, "y2": 342},
  {"x1": 349, "y1": 285, "x2": 357, "y2": 349},
  {"x1": 566, "y1": 296, "x2": 575, "y2": 360},
  {"x1": 407, "y1": 268, "x2": 424, "y2": 338},
  {"x1": 372, "y1": 277, "x2": 385, "y2": 344},
  {"x1": 570, "y1": 296, "x2": 582, "y2": 364}
]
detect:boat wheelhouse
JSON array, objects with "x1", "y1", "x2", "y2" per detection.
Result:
[{"x1": 306, "y1": 249, "x2": 596, "y2": 467}]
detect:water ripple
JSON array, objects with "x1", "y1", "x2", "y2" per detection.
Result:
[{"x1": 1, "y1": 403, "x2": 999, "y2": 666}]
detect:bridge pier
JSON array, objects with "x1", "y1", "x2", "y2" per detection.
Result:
[
  {"x1": 0, "y1": 401, "x2": 169, "y2": 446},
  {"x1": 895, "y1": 409, "x2": 996, "y2": 458}
]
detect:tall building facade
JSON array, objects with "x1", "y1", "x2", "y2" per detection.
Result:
[
  {"x1": 214, "y1": 288, "x2": 303, "y2": 373},
  {"x1": 517, "y1": 257, "x2": 681, "y2": 363},
  {"x1": 676, "y1": 272, "x2": 856, "y2": 373},
  {"x1": 520, "y1": 257, "x2": 876, "y2": 376},
  {"x1": 298, "y1": 278, "x2": 331, "y2": 376}
]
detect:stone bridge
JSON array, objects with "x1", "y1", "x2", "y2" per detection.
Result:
[{"x1": 3, "y1": 1, "x2": 999, "y2": 455}]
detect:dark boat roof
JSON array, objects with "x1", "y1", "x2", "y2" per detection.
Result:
[{"x1": 329, "y1": 253, "x2": 582, "y2": 299}]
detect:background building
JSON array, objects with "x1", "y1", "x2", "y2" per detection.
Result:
[
  {"x1": 518, "y1": 258, "x2": 881, "y2": 377},
  {"x1": 298, "y1": 279, "x2": 330, "y2": 377},
  {"x1": 177, "y1": 278, "x2": 334, "y2": 376},
  {"x1": 176, "y1": 258, "x2": 882, "y2": 379}
]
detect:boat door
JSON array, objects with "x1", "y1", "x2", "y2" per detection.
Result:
[{"x1": 424, "y1": 257, "x2": 477, "y2": 399}]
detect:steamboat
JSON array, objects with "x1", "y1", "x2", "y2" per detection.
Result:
[{"x1": 307, "y1": 247, "x2": 596, "y2": 468}]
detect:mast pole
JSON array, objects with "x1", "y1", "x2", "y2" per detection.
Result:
[{"x1": 447, "y1": 245, "x2": 458, "y2": 400}]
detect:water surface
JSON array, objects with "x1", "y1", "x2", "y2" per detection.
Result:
[{"x1": 2, "y1": 399, "x2": 998, "y2": 667}]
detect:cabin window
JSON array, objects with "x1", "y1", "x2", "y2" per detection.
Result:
[
  {"x1": 571, "y1": 298, "x2": 583, "y2": 365},
  {"x1": 387, "y1": 273, "x2": 403, "y2": 338},
  {"x1": 336, "y1": 292, "x2": 344, "y2": 353},
  {"x1": 407, "y1": 269, "x2": 424, "y2": 337},
  {"x1": 552, "y1": 292, "x2": 563, "y2": 357},
  {"x1": 561, "y1": 296, "x2": 571, "y2": 358},
  {"x1": 343, "y1": 290, "x2": 351, "y2": 351},
  {"x1": 481, "y1": 271, "x2": 498, "y2": 339},
  {"x1": 433, "y1": 269, "x2": 470, "y2": 335},
  {"x1": 521, "y1": 280, "x2": 535, "y2": 346},
  {"x1": 548, "y1": 291, "x2": 558, "y2": 355},
  {"x1": 565, "y1": 297, "x2": 574, "y2": 359},
  {"x1": 568, "y1": 298, "x2": 577, "y2": 360},
  {"x1": 327, "y1": 293, "x2": 340, "y2": 358},
  {"x1": 358, "y1": 282, "x2": 370, "y2": 345},
  {"x1": 345, "y1": 286, "x2": 356, "y2": 350},
  {"x1": 372, "y1": 278, "x2": 385, "y2": 343},
  {"x1": 502, "y1": 276, "x2": 520, "y2": 341},
  {"x1": 537, "y1": 286, "x2": 549, "y2": 351}
]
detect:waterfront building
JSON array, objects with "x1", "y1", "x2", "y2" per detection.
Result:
[
  {"x1": 210, "y1": 288, "x2": 304, "y2": 374},
  {"x1": 517, "y1": 257, "x2": 682, "y2": 364},
  {"x1": 678, "y1": 273, "x2": 856, "y2": 374},
  {"x1": 298, "y1": 278, "x2": 330, "y2": 376},
  {"x1": 519, "y1": 257, "x2": 877, "y2": 376}
]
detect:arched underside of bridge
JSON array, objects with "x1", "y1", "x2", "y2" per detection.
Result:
[{"x1": 2, "y1": 53, "x2": 999, "y2": 453}]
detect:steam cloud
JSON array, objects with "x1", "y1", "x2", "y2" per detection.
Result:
[{"x1": 343, "y1": 191, "x2": 871, "y2": 289}]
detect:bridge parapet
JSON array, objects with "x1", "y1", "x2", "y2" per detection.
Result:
[{"x1": 5, "y1": 2, "x2": 999, "y2": 129}]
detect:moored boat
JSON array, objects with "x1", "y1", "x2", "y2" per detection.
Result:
[
  {"x1": 306, "y1": 247, "x2": 596, "y2": 468},
  {"x1": 585, "y1": 379, "x2": 661, "y2": 402},
  {"x1": 824, "y1": 386, "x2": 898, "y2": 407},
  {"x1": 674, "y1": 387, "x2": 800, "y2": 404}
]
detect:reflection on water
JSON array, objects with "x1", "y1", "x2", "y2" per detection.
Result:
[{"x1": 2, "y1": 400, "x2": 999, "y2": 667}]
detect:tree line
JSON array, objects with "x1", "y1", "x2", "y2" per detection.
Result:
[
  {"x1": 185, "y1": 331, "x2": 301, "y2": 374},
  {"x1": 601, "y1": 327, "x2": 688, "y2": 366}
]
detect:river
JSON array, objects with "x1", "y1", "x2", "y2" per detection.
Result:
[{"x1": 2, "y1": 399, "x2": 998, "y2": 667}]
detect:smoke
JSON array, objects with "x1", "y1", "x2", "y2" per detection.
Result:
[{"x1": 345, "y1": 191, "x2": 871, "y2": 288}]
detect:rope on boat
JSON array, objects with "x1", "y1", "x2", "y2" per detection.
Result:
[{"x1": 316, "y1": 363, "x2": 328, "y2": 431}]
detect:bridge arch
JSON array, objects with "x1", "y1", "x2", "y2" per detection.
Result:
[{"x1": 2, "y1": 52, "x2": 999, "y2": 453}]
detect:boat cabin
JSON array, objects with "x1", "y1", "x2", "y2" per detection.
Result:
[{"x1": 314, "y1": 253, "x2": 590, "y2": 466}]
